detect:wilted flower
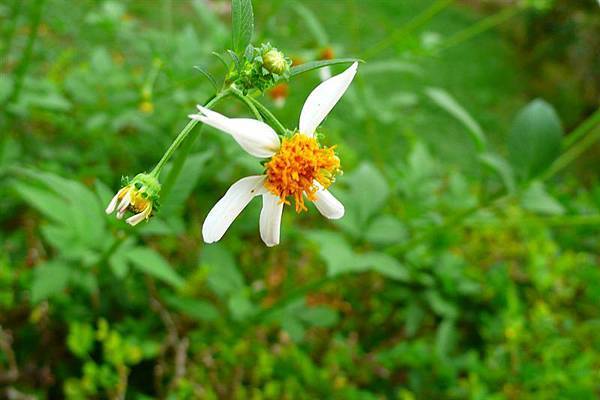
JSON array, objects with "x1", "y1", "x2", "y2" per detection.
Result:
[
  {"x1": 105, "y1": 173, "x2": 160, "y2": 226},
  {"x1": 189, "y1": 62, "x2": 358, "y2": 246}
]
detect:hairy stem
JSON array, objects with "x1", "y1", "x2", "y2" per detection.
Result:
[{"x1": 244, "y1": 93, "x2": 288, "y2": 135}]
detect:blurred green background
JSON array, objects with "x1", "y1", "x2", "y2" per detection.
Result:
[{"x1": 1, "y1": 0, "x2": 599, "y2": 399}]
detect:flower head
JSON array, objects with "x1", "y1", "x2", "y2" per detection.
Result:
[
  {"x1": 230, "y1": 43, "x2": 291, "y2": 93},
  {"x1": 189, "y1": 62, "x2": 358, "y2": 246},
  {"x1": 105, "y1": 173, "x2": 160, "y2": 226}
]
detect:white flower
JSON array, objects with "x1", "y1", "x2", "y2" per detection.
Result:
[{"x1": 190, "y1": 62, "x2": 358, "y2": 246}]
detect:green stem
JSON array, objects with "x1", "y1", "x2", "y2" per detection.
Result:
[
  {"x1": 434, "y1": 6, "x2": 520, "y2": 55},
  {"x1": 0, "y1": 0, "x2": 23, "y2": 62},
  {"x1": 231, "y1": 89, "x2": 263, "y2": 121},
  {"x1": 244, "y1": 93, "x2": 288, "y2": 135},
  {"x1": 8, "y1": 0, "x2": 45, "y2": 104},
  {"x1": 361, "y1": 0, "x2": 456, "y2": 60},
  {"x1": 150, "y1": 89, "x2": 231, "y2": 178},
  {"x1": 563, "y1": 108, "x2": 600, "y2": 149}
]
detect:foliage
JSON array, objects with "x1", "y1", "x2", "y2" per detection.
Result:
[{"x1": 1, "y1": 0, "x2": 598, "y2": 399}]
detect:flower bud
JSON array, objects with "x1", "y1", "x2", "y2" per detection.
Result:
[{"x1": 263, "y1": 48, "x2": 288, "y2": 75}]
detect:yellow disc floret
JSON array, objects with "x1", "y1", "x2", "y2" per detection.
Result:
[{"x1": 264, "y1": 133, "x2": 340, "y2": 213}]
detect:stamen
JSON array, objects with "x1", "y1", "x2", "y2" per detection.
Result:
[{"x1": 264, "y1": 133, "x2": 340, "y2": 213}]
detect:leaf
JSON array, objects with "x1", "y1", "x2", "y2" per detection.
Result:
[
  {"x1": 507, "y1": 99, "x2": 563, "y2": 181},
  {"x1": 290, "y1": 58, "x2": 363, "y2": 78},
  {"x1": 292, "y1": 2, "x2": 328, "y2": 46},
  {"x1": 425, "y1": 87, "x2": 486, "y2": 152},
  {"x1": 231, "y1": 0, "x2": 254, "y2": 53},
  {"x1": 298, "y1": 306, "x2": 339, "y2": 328},
  {"x1": 345, "y1": 162, "x2": 389, "y2": 226},
  {"x1": 31, "y1": 261, "x2": 72, "y2": 303},
  {"x1": 521, "y1": 181, "x2": 565, "y2": 215},
  {"x1": 360, "y1": 252, "x2": 410, "y2": 282},
  {"x1": 193, "y1": 66, "x2": 219, "y2": 92},
  {"x1": 164, "y1": 295, "x2": 219, "y2": 322},
  {"x1": 160, "y1": 151, "x2": 212, "y2": 216},
  {"x1": 202, "y1": 244, "x2": 245, "y2": 298},
  {"x1": 478, "y1": 152, "x2": 516, "y2": 193},
  {"x1": 228, "y1": 291, "x2": 256, "y2": 322},
  {"x1": 364, "y1": 215, "x2": 408, "y2": 245},
  {"x1": 126, "y1": 248, "x2": 185, "y2": 289},
  {"x1": 306, "y1": 231, "x2": 409, "y2": 281}
]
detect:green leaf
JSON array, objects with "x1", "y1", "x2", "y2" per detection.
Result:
[
  {"x1": 228, "y1": 291, "x2": 256, "y2": 322},
  {"x1": 292, "y1": 2, "x2": 328, "y2": 46},
  {"x1": 126, "y1": 248, "x2": 185, "y2": 289},
  {"x1": 507, "y1": 99, "x2": 563, "y2": 181},
  {"x1": 521, "y1": 181, "x2": 565, "y2": 215},
  {"x1": 231, "y1": 0, "x2": 254, "y2": 53},
  {"x1": 202, "y1": 244, "x2": 245, "y2": 298},
  {"x1": 364, "y1": 215, "x2": 408, "y2": 245},
  {"x1": 298, "y1": 306, "x2": 339, "y2": 328},
  {"x1": 193, "y1": 66, "x2": 219, "y2": 92},
  {"x1": 306, "y1": 231, "x2": 409, "y2": 281},
  {"x1": 31, "y1": 261, "x2": 72, "y2": 303},
  {"x1": 425, "y1": 87, "x2": 486, "y2": 152},
  {"x1": 290, "y1": 58, "x2": 363, "y2": 78},
  {"x1": 160, "y1": 151, "x2": 212, "y2": 215},
  {"x1": 164, "y1": 295, "x2": 219, "y2": 322},
  {"x1": 345, "y1": 162, "x2": 389, "y2": 226},
  {"x1": 478, "y1": 152, "x2": 516, "y2": 193}
]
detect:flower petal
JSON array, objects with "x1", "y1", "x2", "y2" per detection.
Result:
[
  {"x1": 190, "y1": 106, "x2": 280, "y2": 158},
  {"x1": 299, "y1": 62, "x2": 358, "y2": 137},
  {"x1": 126, "y1": 211, "x2": 147, "y2": 226},
  {"x1": 313, "y1": 185, "x2": 345, "y2": 220},
  {"x1": 105, "y1": 193, "x2": 120, "y2": 214},
  {"x1": 202, "y1": 175, "x2": 267, "y2": 243},
  {"x1": 259, "y1": 193, "x2": 284, "y2": 247}
]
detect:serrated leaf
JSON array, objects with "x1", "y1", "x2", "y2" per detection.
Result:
[
  {"x1": 126, "y1": 248, "x2": 185, "y2": 289},
  {"x1": 231, "y1": 0, "x2": 254, "y2": 53},
  {"x1": 160, "y1": 151, "x2": 212, "y2": 215},
  {"x1": 202, "y1": 244, "x2": 245, "y2": 298},
  {"x1": 426, "y1": 87, "x2": 486, "y2": 152},
  {"x1": 507, "y1": 99, "x2": 563, "y2": 181},
  {"x1": 345, "y1": 162, "x2": 389, "y2": 226},
  {"x1": 364, "y1": 215, "x2": 407, "y2": 245},
  {"x1": 31, "y1": 261, "x2": 71, "y2": 303},
  {"x1": 290, "y1": 58, "x2": 362, "y2": 77}
]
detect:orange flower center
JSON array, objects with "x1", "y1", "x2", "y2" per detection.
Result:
[{"x1": 264, "y1": 133, "x2": 340, "y2": 213}]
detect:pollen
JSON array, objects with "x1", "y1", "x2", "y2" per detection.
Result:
[{"x1": 264, "y1": 133, "x2": 340, "y2": 213}]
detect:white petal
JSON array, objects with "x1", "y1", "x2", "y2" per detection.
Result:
[
  {"x1": 190, "y1": 106, "x2": 280, "y2": 158},
  {"x1": 313, "y1": 185, "x2": 345, "y2": 220},
  {"x1": 126, "y1": 211, "x2": 147, "y2": 226},
  {"x1": 299, "y1": 62, "x2": 358, "y2": 137},
  {"x1": 259, "y1": 193, "x2": 284, "y2": 247},
  {"x1": 105, "y1": 192, "x2": 120, "y2": 214},
  {"x1": 116, "y1": 192, "x2": 131, "y2": 219},
  {"x1": 318, "y1": 66, "x2": 332, "y2": 81},
  {"x1": 202, "y1": 175, "x2": 267, "y2": 243}
]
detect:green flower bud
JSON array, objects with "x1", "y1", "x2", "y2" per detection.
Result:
[{"x1": 263, "y1": 48, "x2": 288, "y2": 75}]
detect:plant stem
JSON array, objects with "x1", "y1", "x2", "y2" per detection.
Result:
[
  {"x1": 244, "y1": 93, "x2": 288, "y2": 135},
  {"x1": 563, "y1": 108, "x2": 600, "y2": 149},
  {"x1": 231, "y1": 89, "x2": 263, "y2": 121},
  {"x1": 361, "y1": 0, "x2": 456, "y2": 60},
  {"x1": 8, "y1": 0, "x2": 45, "y2": 104},
  {"x1": 150, "y1": 89, "x2": 231, "y2": 178},
  {"x1": 434, "y1": 6, "x2": 520, "y2": 55}
]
